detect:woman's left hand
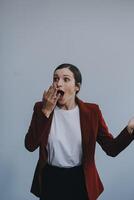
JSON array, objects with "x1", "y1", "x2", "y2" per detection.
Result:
[{"x1": 127, "y1": 117, "x2": 134, "y2": 134}]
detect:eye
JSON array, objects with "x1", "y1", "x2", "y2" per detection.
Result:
[
  {"x1": 64, "y1": 77, "x2": 70, "y2": 82},
  {"x1": 53, "y1": 77, "x2": 59, "y2": 82}
]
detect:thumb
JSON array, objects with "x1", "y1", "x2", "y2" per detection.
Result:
[{"x1": 42, "y1": 90, "x2": 47, "y2": 101}]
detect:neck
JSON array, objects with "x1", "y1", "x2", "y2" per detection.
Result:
[{"x1": 57, "y1": 100, "x2": 77, "y2": 110}]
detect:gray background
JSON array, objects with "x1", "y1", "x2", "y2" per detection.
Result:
[{"x1": 1, "y1": 0, "x2": 134, "y2": 200}]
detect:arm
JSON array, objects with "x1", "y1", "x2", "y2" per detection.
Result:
[
  {"x1": 25, "y1": 85, "x2": 61, "y2": 152},
  {"x1": 97, "y1": 106, "x2": 134, "y2": 157},
  {"x1": 24, "y1": 102, "x2": 52, "y2": 152}
]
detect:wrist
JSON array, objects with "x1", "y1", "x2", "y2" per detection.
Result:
[
  {"x1": 41, "y1": 108, "x2": 51, "y2": 118},
  {"x1": 127, "y1": 126, "x2": 134, "y2": 135}
]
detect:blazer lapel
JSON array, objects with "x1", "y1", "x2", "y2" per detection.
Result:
[{"x1": 76, "y1": 97, "x2": 93, "y2": 162}]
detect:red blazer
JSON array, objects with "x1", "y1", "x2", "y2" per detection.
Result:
[{"x1": 25, "y1": 97, "x2": 134, "y2": 200}]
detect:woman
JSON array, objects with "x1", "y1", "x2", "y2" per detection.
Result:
[{"x1": 25, "y1": 63, "x2": 134, "y2": 200}]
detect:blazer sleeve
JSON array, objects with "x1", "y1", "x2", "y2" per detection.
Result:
[
  {"x1": 24, "y1": 102, "x2": 52, "y2": 152},
  {"x1": 96, "y1": 105, "x2": 134, "y2": 157}
]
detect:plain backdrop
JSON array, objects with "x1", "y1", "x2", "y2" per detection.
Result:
[{"x1": 1, "y1": 0, "x2": 134, "y2": 200}]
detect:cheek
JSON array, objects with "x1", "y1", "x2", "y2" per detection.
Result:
[
  {"x1": 66, "y1": 87, "x2": 76, "y2": 94},
  {"x1": 64, "y1": 82, "x2": 76, "y2": 94}
]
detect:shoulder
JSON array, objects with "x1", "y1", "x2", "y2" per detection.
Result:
[
  {"x1": 76, "y1": 98, "x2": 102, "y2": 117},
  {"x1": 77, "y1": 98, "x2": 100, "y2": 111},
  {"x1": 83, "y1": 102, "x2": 100, "y2": 114},
  {"x1": 33, "y1": 101, "x2": 44, "y2": 111},
  {"x1": 84, "y1": 102, "x2": 99, "y2": 109}
]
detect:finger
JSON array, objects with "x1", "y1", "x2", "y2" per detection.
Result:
[
  {"x1": 50, "y1": 93, "x2": 61, "y2": 107},
  {"x1": 48, "y1": 85, "x2": 58, "y2": 99},
  {"x1": 56, "y1": 92, "x2": 61, "y2": 100},
  {"x1": 47, "y1": 85, "x2": 53, "y2": 94},
  {"x1": 51, "y1": 88, "x2": 61, "y2": 101},
  {"x1": 53, "y1": 87, "x2": 59, "y2": 98},
  {"x1": 45, "y1": 85, "x2": 54, "y2": 99}
]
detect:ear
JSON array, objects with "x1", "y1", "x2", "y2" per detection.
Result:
[{"x1": 75, "y1": 83, "x2": 80, "y2": 92}]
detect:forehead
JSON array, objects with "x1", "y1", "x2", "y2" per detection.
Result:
[{"x1": 54, "y1": 68, "x2": 74, "y2": 78}]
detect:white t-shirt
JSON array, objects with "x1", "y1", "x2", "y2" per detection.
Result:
[{"x1": 46, "y1": 105, "x2": 82, "y2": 167}]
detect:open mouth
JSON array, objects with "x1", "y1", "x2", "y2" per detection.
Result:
[{"x1": 57, "y1": 90, "x2": 64, "y2": 96}]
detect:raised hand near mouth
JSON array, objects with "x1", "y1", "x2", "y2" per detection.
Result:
[
  {"x1": 42, "y1": 85, "x2": 61, "y2": 118},
  {"x1": 127, "y1": 117, "x2": 134, "y2": 135}
]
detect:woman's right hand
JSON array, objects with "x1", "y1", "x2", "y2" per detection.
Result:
[{"x1": 42, "y1": 85, "x2": 60, "y2": 118}]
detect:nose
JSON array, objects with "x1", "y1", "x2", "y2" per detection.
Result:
[{"x1": 57, "y1": 79, "x2": 63, "y2": 88}]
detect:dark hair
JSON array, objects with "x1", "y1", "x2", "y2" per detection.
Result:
[{"x1": 54, "y1": 63, "x2": 82, "y2": 93}]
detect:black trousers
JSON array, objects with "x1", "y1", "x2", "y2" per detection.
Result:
[{"x1": 40, "y1": 164, "x2": 89, "y2": 200}]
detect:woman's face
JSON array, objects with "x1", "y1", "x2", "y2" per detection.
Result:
[{"x1": 53, "y1": 68, "x2": 79, "y2": 107}]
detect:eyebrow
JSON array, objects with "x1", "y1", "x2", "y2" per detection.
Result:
[{"x1": 54, "y1": 74, "x2": 72, "y2": 78}]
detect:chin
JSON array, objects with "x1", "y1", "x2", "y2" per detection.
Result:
[
  {"x1": 57, "y1": 100, "x2": 65, "y2": 106},
  {"x1": 57, "y1": 101, "x2": 64, "y2": 106}
]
